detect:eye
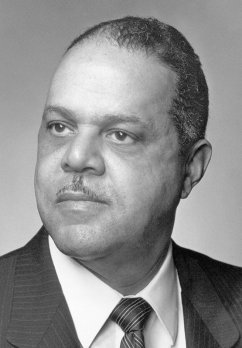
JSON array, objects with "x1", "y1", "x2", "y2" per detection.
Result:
[
  {"x1": 47, "y1": 122, "x2": 74, "y2": 137},
  {"x1": 106, "y1": 130, "x2": 136, "y2": 144}
]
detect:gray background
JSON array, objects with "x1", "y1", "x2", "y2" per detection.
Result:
[{"x1": 0, "y1": 0, "x2": 241, "y2": 265}]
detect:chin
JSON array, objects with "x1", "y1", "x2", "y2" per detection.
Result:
[{"x1": 48, "y1": 223, "x2": 112, "y2": 261}]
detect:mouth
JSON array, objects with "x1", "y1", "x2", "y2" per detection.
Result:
[{"x1": 56, "y1": 191, "x2": 107, "y2": 205}]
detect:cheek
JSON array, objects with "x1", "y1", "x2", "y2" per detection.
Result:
[
  {"x1": 35, "y1": 147, "x2": 61, "y2": 198},
  {"x1": 106, "y1": 157, "x2": 156, "y2": 205},
  {"x1": 107, "y1": 151, "x2": 182, "y2": 210},
  {"x1": 37, "y1": 128, "x2": 66, "y2": 170},
  {"x1": 36, "y1": 132, "x2": 65, "y2": 176}
]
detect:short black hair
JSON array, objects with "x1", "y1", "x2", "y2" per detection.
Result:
[{"x1": 67, "y1": 16, "x2": 209, "y2": 155}]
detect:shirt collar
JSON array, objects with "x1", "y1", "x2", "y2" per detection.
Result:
[
  {"x1": 136, "y1": 243, "x2": 178, "y2": 341},
  {"x1": 49, "y1": 237, "x2": 177, "y2": 347}
]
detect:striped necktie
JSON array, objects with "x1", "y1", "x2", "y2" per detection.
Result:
[{"x1": 110, "y1": 297, "x2": 152, "y2": 348}]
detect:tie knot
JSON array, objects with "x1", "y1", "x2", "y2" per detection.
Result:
[{"x1": 110, "y1": 298, "x2": 152, "y2": 333}]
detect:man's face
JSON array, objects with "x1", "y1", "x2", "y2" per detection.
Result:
[{"x1": 35, "y1": 41, "x2": 183, "y2": 261}]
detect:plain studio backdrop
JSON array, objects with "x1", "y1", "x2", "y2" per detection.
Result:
[{"x1": 0, "y1": 0, "x2": 241, "y2": 265}]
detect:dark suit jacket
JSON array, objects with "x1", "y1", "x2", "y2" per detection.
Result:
[{"x1": 0, "y1": 227, "x2": 241, "y2": 348}]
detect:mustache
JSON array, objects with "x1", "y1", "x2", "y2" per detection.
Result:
[{"x1": 56, "y1": 175, "x2": 110, "y2": 203}]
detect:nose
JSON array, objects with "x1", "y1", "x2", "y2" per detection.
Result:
[{"x1": 61, "y1": 130, "x2": 105, "y2": 176}]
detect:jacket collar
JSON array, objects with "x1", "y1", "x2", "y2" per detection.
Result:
[
  {"x1": 6, "y1": 227, "x2": 80, "y2": 348},
  {"x1": 173, "y1": 241, "x2": 240, "y2": 348}
]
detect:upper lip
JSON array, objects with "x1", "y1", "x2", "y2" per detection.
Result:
[{"x1": 56, "y1": 191, "x2": 106, "y2": 204}]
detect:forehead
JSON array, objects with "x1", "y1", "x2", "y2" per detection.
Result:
[{"x1": 47, "y1": 40, "x2": 177, "y2": 127}]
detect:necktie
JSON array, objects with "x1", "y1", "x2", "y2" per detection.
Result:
[{"x1": 110, "y1": 297, "x2": 152, "y2": 348}]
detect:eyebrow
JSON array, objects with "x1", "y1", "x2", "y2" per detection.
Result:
[{"x1": 43, "y1": 105, "x2": 155, "y2": 132}]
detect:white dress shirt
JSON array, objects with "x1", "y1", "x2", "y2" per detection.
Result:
[{"x1": 49, "y1": 237, "x2": 186, "y2": 347}]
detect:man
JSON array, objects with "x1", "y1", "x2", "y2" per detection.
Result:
[{"x1": 0, "y1": 16, "x2": 241, "y2": 348}]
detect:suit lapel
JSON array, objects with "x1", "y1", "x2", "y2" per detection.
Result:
[
  {"x1": 6, "y1": 228, "x2": 81, "y2": 348},
  {"x1": 173, "y1": 242, "x2": 240, "y2": 348}
]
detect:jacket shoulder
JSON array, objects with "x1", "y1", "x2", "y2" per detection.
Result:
[
  {"x1": 174, "y1": 243, "x2": 242, "y2": 275},
  {"x1": 0, "y1": 228, "x2": 47, "y2": 268},
  {"x1": 0, "y1": 234, "x2": 42, "y2": 298},
  {"x1": 0, "y1": 248, "x2": 20, "y2": 273},
  {"x1": 0, "y1": 244, "x2": 27, "y2": 271},
  {"x1": 0, "y1": 247, "x2": 25, "y2": 339},
  {"x1": 175, "y1": 240, "x2": 241, "y2": 263},
  {"x1": 173, "y1": 242, "x2": 242, "y2": 304},
  {"x1": 0, "y1": 246, "x2": 27, "y2": 301}
]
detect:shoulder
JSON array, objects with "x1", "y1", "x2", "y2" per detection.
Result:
[
  {"x1": 0, "y1": 246, "x2": 27, "y2": 330},
  {"x1": 173, "y1": 242, "x2": 242, "y2": 276},
  {"x1": 0, "y1": 247, "x2": 22, "y2": 273},
  {"x1": 0, "y1": 229, "x2": 47, "y2": 281},
  {"x1": 173, "y1": 241, "x2": 242, "y2": 301},
  {"x1": 0, "y1": 245, "x2": 27, "y2": 287}
]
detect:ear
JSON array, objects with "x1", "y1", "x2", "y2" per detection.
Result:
[{"x1": 181, "y1": 139, "x2": 212, "y2": 199}]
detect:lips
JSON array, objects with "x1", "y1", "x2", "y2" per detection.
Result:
[{"x1": 56, "y1": 191, "x2": 107, "y2": 204}]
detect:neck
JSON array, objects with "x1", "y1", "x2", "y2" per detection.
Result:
[{"x1": 77, "y1": 236, "x2": 171, "y2": 295}]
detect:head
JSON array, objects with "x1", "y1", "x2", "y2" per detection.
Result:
[
  {"x1": 34, "y1": 17, "x2": 211, "y2": 270},
  {"x1": 67, "y1": 16, "x2": 209, "y2": 156}
]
